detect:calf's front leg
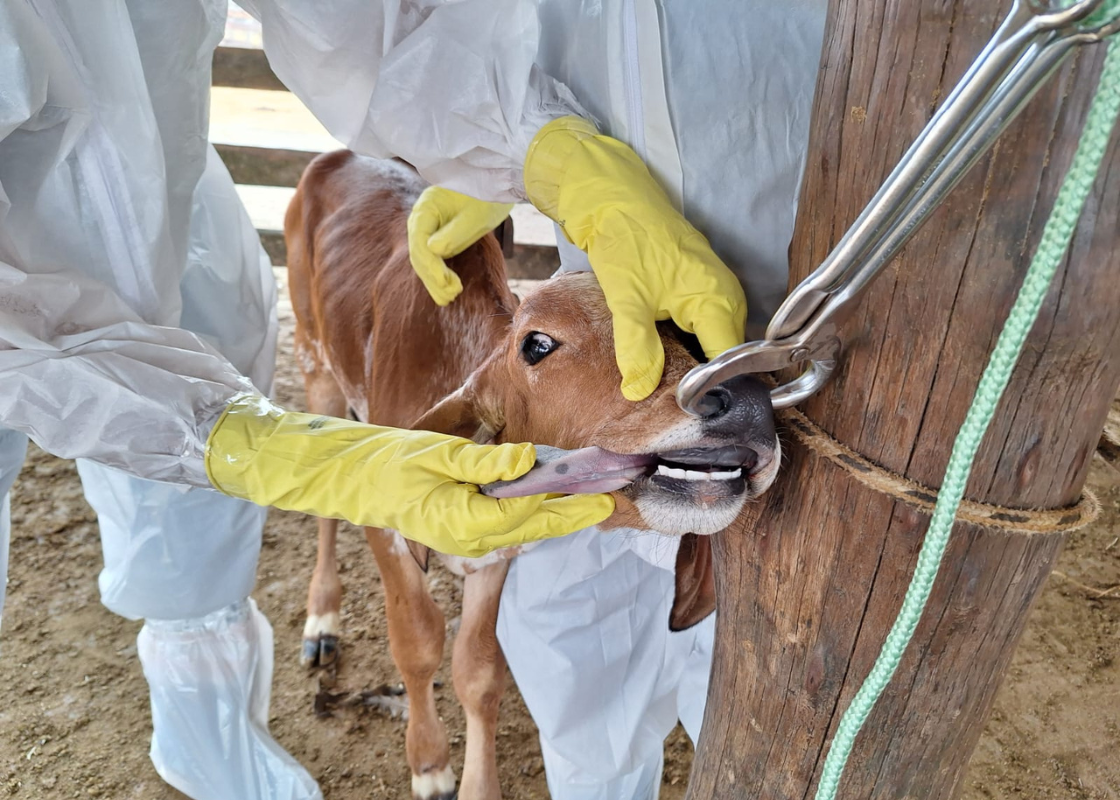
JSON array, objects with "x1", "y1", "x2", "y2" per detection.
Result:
[
  {"x1": 367, "y1": 527, "x2": 456, "y2": 800},
  {"x1": 454, "y1": 561, "x2": 511, "y2": 800},
  {"x1": 298, "y1": 334, "x2": 348, "y2": 668}
]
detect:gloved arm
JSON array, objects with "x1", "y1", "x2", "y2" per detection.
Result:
[
  {"x1": 206, "y1": 394, "x2": 613, "y2": 557},
  {"x1": 242, "y1": 0, "x2": 587, "y2": 203},
  {"x1": 524, "y1": 117, "x2": 748, "y2": 401},
  {"x1": 0, "y1": 261, "x2": 611, "y2": 555}
]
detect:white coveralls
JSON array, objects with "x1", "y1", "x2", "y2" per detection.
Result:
[
  {"x1": 0, "y1": 2, "x2": 316, "y2": 798},
  {"x1": 1, "y1": 1, "x2": 825, "y2": 798},
  {"x1": 242, "y1": 1, "x2": 826, "y2": 797}
]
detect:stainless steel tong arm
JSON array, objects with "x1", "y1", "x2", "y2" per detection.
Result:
[{"x1": 677, "y1": 0, "x2": 1120, "y2": 415}]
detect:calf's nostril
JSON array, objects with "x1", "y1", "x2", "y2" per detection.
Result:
[
  {"x1": 697, "y1": 386, "x2": 731, "y2": 419},
  {"x1": 697, "y1": 375, "x2": 777, "y2": 441}
]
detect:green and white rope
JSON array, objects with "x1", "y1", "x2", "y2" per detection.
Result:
[{"x1": 814, "y1": 37, "x2": 1120, "y2": 800}]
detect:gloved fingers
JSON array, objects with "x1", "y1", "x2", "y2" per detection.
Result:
[
  {"x1": 407, "y1": 206, "x2": 463, "y2": 306},
  {"x1": 675, "y1": 293, "x2": 747, "y2": 362},
  {"x1": 427, "y1": 202, "x2": 513, "y2": 259},
  {"x1": 673, "y1": 244, "x2": 749, "y2": 361},
  {"x1": 463, "y1": 492, "x2": 616, "y2": 556},
  {"x1": 600, "y1": 293, "x2": 665, "y2": 402},
  {"x1": 444, "y1": 440, "x2": 538, "y2": 484}
]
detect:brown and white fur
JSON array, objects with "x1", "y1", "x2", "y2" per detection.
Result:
[{"x1": 285, "y1": 151, "x2": 780, "y2": 800}]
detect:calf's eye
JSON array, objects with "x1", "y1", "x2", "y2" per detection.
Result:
[{"x1": 521, "y1": 332, "x2": 560, "y2": 365}]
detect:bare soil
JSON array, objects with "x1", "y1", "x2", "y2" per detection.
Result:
[{"x1": 1, "y1": 285, "x2": 1117, "y2": 798}]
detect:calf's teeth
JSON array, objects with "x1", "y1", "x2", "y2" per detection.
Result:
[
  {"x1": 654, "y1": 465, "x2": 744, "y2": 481},
  {"x1": 710, "y1": 469, "x2": 742, "y2": 480},
  {"x1": 656, "y1": 465, "x2": 688, "y2": 479}
]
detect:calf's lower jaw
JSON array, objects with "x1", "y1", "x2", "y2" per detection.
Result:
[{"x1": 601, "y1": 479, "x2": 748, "y2": 537}]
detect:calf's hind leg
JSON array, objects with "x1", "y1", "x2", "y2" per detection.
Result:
[
  {"x1": 454, "y1": 561, "x2": 511, "y2": 800},
  {"x1": 366, "y1": 527, "x2": 456, "y2": 800},
  {"x1": 297, "y1": 332, "x2": 349, "y2": 668}
]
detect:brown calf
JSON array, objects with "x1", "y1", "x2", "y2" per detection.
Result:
[{"x1": 284, "y1": 151, "x2": 780, "y2": 800}]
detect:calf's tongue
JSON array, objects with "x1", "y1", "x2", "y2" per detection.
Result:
[{"x1": 481, "y1": 445, "x2": 653, "y2": 498}]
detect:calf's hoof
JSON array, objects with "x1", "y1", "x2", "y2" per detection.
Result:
[
  {"x1": 412, "y1": 765, "x2": 457, "y2": 800},
  {"x1": 300, "y1": 634, "x2": 340, "y2": 668},
  {"x1": 301, "y1": 612, "x2": 341, "y2": 668}
]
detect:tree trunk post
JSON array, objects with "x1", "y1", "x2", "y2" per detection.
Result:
[{"x1": 686, "y1": 1, "x2": 1120, "y2": 798}]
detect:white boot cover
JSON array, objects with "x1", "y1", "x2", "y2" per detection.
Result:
[{"x1": 138, "y1": 599, "x2": 322, "y2": 800}]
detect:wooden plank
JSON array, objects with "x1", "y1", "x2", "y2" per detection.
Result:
[
  {"x1": 258, "y1": 229, "x2": 557, "y2": 277},
  {"x1": 212, "y1": 46, "x2": 285, "y2": 91},
  {"x1": 235, "y1": 183, "x2": 560, "y2": 272},
  {"x1": 209, "y1": 86, "x2": 341, "y2": 153},
  {"x1": 235, "y1": 184, "x2": 295, "y2": 232},
  {"x1": 256, "y1": 235, "x2": 562, "y2": 278},
  {"x1": 216, "y1": 144, "x2": 316, "y2": 188},
  {"x1": 510, "y1": 204, "x2": 558, "y2": 247},
  {"x1": 235, "y1": 185, "x2": 557, "y2": 247},
  {"x1": 686, "y1": 1, "x2": 1120, "y2": 797},
  {"x1": 505, "y1": 244, "x2": 561, "y2": 280},
  {"x1": 258, "y1": 230, "x2": 287, "y2": 268}
]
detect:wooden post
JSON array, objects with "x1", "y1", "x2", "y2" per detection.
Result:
[{"x1": 687, "y1": 1, "x2": 1120, "y2": 798}]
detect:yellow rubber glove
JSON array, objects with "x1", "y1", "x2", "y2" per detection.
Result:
[
  {"x1": 205, "y1": 394, "x2": 614, "y2": 557},
  {"x1": 407, "y1": 185, "x2": 514, "y2": 306},
  {"x1": 524, "y1": 116, "x2": 748, "y2": 401}
]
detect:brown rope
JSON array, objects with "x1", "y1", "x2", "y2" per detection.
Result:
[{"x1": 779, "y1": 405, "x2": 1100, "y2": 534}]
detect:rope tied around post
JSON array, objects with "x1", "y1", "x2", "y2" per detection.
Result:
[
  {"x1": 779, "y1": 405, "x2": 1101, "y2": 535},
  {"x1": 813, "y1": 35, "x2": 1120, "y2": 800}
]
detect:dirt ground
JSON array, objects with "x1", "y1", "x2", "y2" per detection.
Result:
[{"x1": 1, "y1": 282, "x2": 1117, "y2": 799}]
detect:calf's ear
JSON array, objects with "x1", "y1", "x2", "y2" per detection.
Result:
[
  {"x1": 411, "y1": 359, "x2": 504, "y2": 445},
  {"x1": 669, "y1": 534, "x2": 716, "y2": 631}
]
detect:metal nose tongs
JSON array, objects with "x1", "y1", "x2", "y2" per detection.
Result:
[{"x1": 677, "y1": 0, "x2": 1120, "y2": 416}]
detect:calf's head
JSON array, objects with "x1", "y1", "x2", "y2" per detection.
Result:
[{"x1": 419, "y1": 272, "x2": 780, "y2": 536}]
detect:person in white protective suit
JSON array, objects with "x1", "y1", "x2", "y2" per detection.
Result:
[
  {"x1": 236, "y1": 1, "x2": 829, "y2": 798},
  {"x1": 0, "y1": 2, "x2": 614, "y2": 800}
]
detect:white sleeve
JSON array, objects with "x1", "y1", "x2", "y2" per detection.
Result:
[
  {"x1": 242, "y1": 0, "x2": 588, "y2": 202},
  {"x1": 0, "y1": 263, "x2": 254, "y2": 487},
  {"x1": 0, "y1": 0, "x2": 257, "y2": 488}
]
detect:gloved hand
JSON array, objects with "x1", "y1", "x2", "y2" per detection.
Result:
[
  {"x1": 407, "y1": 185, "x2": 514, "y2": 306},
  {"x1": 523, "y1": 116, "x2": 748, "y2": 401},
  {"x1": 205, "y1": 394, "x2": 614, "y2": 557}
]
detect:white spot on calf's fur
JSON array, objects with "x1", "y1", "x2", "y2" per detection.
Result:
[
  {"x1": 294, "y1": 339, "x2": 319, "y2": 376},
  {"x1": 387, "y1": 529, "x2": 410, "y2": 557},
  {"x1": 412, "y1": 764, "x2": 456, "y2": 799},
  {"x1": 294, "y1": 336, "x2": 368, "y2": 422},
  {"x1": 439, "y1": 541, "x2": 539, "y2": 576},
  {"x1": 302, "y1": 611, "x2": 340, "y2": 639},
  {"x1": 389, "y1": 528, "x2": 538, "y2": 576}
]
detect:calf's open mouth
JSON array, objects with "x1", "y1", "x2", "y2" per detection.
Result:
[
  {"x1": 481, "y1": 443, "x2": 765, "y2": 499},
  {"x1": 652, "y1": 444, "x2": 756, "y2": 480}
]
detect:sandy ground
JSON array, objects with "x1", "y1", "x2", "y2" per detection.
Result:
[{"x1": 1, "y1": 282, "x2": 1117, "y2": 798}]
